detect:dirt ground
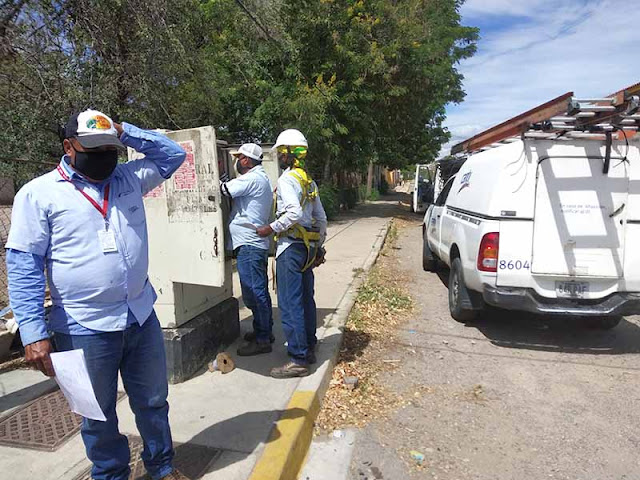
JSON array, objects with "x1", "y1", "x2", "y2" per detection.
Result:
[{"x1": 349, "y1": 202, "x2": 640, "y2": 480}]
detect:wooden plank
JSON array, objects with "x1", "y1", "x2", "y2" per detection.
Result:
[
  {"x1": 451, "y1": 92, "x2": 573, "y2": 155},
  {"x1": 608, "y1": 81, "x2": 640, "y2": 105}
]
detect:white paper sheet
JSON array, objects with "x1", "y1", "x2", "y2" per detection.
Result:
[
  {"x1": 50, "y1": 349, "x2": 107, "y2": 421},
  {"x1": 238, "y1": 223, "x2": 258, "y2": 230}
]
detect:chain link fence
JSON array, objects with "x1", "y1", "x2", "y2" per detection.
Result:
[
  {"x1": 0, "y1": 160, "x2": 56, "y2": 310},
  {"x1": 0, "y1": 177, "x2": 16, "y2": 310}
]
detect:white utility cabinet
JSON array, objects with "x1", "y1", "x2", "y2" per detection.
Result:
[{"x1": 129, "y1": 126, "x2": 233, "y2": 328}]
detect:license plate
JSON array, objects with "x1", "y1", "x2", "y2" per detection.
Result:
[{"x1": 556, "y1": 281, "x2": 589, "y2": 298}]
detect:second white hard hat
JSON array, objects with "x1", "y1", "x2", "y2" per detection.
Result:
[{"x1": 273, "y1": 129, "x2": 308, "y2": 149}]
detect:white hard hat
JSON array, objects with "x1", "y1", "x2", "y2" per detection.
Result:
[
  {"x1": 273, "y1": 129, "x2": 308, "y2": 149},
  {"x1": 234, "y1": 143, "x2": 263, "y2": 162}
]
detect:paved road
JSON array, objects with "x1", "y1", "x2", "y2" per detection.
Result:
[{"x1": 349, "y1": 206, "x2": 640, "y2": 480}]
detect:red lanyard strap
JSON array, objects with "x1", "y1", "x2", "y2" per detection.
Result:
[{"x1": 57, "y1": 165, "x2": 110, "y2": 219}]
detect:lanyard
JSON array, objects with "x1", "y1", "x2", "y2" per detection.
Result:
[{"x1": 57, "y1": 165, "x2": 111, "y2": 227}]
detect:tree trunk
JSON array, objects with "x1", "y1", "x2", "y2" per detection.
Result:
[
  {"x1": 323, "y1": 157, "x2": 331, "y2": 184},
  {"x1": 366, "y1": 160, "x2": 373, "y2": 200}
]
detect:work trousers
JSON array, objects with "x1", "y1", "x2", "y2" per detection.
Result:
[
  {"x1": 236, "y1": 245, "x2": 274, "y2": 343},
  {"x1": 276, "y1": 242, "x2": 318, "y2": 364},
  {"x1": 55, "y1": 311, "x2": 174, "y2": 480}
]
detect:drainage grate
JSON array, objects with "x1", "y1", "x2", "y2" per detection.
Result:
[
  {"x1": 73, "y1": 436, "x2": 222, "y2": 480},
  {"x1": 0, "y1": 389, "x2": 126, "y2": 451}
]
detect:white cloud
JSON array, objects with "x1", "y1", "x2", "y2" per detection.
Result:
[
  {"x1": 461, "y1": 0, "x2": 557, "y2": 18},
  {"x1": 441, "y1": 0, "x2": 640, "y2": 157}
]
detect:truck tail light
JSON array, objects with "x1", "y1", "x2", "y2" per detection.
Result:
[{"x1": 478, "y1": 232, "x2": 499, "y2": 272}]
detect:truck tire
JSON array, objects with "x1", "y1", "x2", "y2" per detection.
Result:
[
  {"x1": 422, "y1": 234, "x2": 437, "y2": 272},
  {"x1": 583, "y1": 316, "x2": 622, "y2": 330},
  {"x1": 448, "y1": 257, "x2": 478, "y2": 323}
]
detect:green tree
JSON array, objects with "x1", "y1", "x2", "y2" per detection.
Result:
[{"x1": 1, "y1": 0, "x2": 477, "y2": 187}]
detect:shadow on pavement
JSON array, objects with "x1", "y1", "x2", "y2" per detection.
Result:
[
  {"x1": 0, "y1": 377, "x2": 57, "y2": 415},
  {"x1": 425, "y1": 266, "x2": 640, "y2": 355},
  {"x1": 231, "y1": 307, "x2": 337, "y2": 378},
  {"x1": 470, "y1": 308, "x2": 640, "y2": 355},
  {"x1": 339, "y1": 327, "x2": 371, "y2": 363},
  {"x1": 182, "y1": 407, "x2": 308, "y2": 476},
  {"x1": 327, "y1": 192, "x2": 419, "y2": 224}
]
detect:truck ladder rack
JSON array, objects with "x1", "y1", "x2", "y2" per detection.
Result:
[{"x1": 451, "y1": 82, "x2": 640, "y2": 155}]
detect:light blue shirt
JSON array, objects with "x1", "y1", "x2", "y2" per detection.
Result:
[
  {"x1": 5, "y1": 122, "x2": 186, "y2": 345},
  {"x1": 224, "y1": 165, "x2": 273, "y2": 251},
  {"x1": 270, "y1": 168, "x2": 328, "y2": 258}
]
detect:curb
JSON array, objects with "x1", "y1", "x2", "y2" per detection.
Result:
[{"x1": 248, "y1": 220, "x2": 392, "y2": 480}]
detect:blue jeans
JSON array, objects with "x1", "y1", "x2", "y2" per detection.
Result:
[
  {"x1": 54, "y1": 311, "x2": 173, "y2": 480},
  {"x1": 236, "y1": 245, "x2": 273, "y2": 343},
  {"x1": 276, "y1": 242, "x2": 317, "y2": 365}
]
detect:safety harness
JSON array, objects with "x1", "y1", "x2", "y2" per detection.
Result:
[{"x1": 275, "y1": 167, "x2": 322, "y2": 273}]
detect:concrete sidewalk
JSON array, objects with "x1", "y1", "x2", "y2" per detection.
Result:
[{"x1": 0, "y1": 197, "x2": 402, "y2": 480}]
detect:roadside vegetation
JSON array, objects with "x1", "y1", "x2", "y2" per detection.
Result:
[{"x1": 316, "y1": 219, "x2": 413, "y2": 433}]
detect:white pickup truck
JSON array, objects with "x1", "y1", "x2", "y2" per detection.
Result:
[{"x1": 422, "y1": 136, "x2": 640, "y2": 329}]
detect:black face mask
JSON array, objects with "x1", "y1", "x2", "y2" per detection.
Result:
[
  {"x1": 72, "y1": 149, "x2": 118, "y2": 181},
  {"x1": 278, "y1": 152, "x2": 292, "y2": 171}
]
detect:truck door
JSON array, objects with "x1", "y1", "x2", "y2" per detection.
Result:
[
  {"x1": 531, "y1": 156, "x2": 629, "y2": 278},
  {"x1": 137, "y1": 126, "x2": 226, "y2": 288},
  {"x1": 430, "y1": 176, "x2": 455, "y2": 259}
]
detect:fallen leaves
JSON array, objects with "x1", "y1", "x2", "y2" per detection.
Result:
[{"x1": 315, "y1": 219, "x2": 413, "y2": 434}]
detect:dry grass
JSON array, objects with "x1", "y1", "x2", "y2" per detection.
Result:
[{"x1": 315, "y1": 219, "x2": 413, "y2": 434}]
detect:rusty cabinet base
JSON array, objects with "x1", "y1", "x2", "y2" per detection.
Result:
[{"x1": 163, "y1": 297, "x2": 239, "y2": 384}]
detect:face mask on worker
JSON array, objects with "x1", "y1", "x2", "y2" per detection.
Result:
[
  {"x1": 234, "y1": 157, "x2": 251, "y2": 176},
  {"x1": 72, "y1": 148, "x2": 118, "y2": 181},
  {"x1": 277, "y1": 152, "x2": 290, "y2": 171},
  {"x1": 278, "y1": 146, "x2": 307, "y2": 170}
]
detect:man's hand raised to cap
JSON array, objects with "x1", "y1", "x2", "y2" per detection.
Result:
[
  {"x1": 25, "y1": 339, "x2": 55, "y2": 377},
  {"x1": 113, "y1": 122, "x2": 123, "y2": 136}
]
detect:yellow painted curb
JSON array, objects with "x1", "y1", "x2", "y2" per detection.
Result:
[{"x1": 248, "y1": 390, "x2": 321, "y2": 480}]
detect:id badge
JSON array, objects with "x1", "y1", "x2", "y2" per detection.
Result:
[{"x1": 98, "y1": 229, "x2": 118, "y2": 253}]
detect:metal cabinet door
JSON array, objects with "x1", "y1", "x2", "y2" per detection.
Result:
[{"x1": 141, "y1": 126, "x2": 226, "y2": 288}]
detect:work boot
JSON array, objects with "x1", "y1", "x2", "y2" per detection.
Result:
[
  {"x1": 237, "y1": 341, "x2": 272, "y2": 357},
  {"x1": 270, "y1": 361, "x2": 310, "y2": 378},
  {"x1": 160, "y1": 469, "x2": 189, "y2": 480},
  {"x1": 243, "y1": 331, "x2": 276, "y2": 344}
]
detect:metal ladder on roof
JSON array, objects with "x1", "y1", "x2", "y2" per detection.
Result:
[{"x1": 451, "y1": 82, "x2": 640, "y2": 156}]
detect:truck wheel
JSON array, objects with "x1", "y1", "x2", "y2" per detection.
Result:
[
  {"x1": 422, "y1": 234, "x2": 437, "y2": 272},
  {"x1": 448, "y1": 257, "x2": 478, "y2": 323},
  {"x1": 583, "y1": 316, "x2": 622, "y2": 330}
]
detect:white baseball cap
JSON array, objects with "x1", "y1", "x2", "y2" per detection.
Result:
[
  {"x1": 64, "y1": 109, "x2": 125, "y2": 150},
  {"x1": 233, "y1": 143, "x2": 263, "y2": 162}
]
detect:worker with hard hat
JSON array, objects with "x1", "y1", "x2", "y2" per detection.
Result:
[
  {"x1": 222, "y1": 143, "x2": 275, "y2": 356},
  {"x1": 256, "y1": 129, "x2": 328, "y2": 378}
]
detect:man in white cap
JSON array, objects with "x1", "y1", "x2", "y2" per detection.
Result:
[
  {"x1": 221, "y1": 143, "x2": 275, "y2": 356},
  {"x1": 6, "y1": 109, "x2": 188, "y2": 480}
]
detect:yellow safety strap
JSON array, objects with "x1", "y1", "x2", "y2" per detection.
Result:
[
  {"x1": 271, "y1": 168, "x2": 321, "y2": 290},
  {"x1": 289, "y1": 168, "x2": 318, "y2": 208}
]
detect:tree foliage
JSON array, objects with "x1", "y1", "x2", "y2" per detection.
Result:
[{"x1": 1, "y1": 0, "x2": 477, "y2": 183}]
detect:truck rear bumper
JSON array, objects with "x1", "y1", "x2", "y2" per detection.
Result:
[{"x1": 482, "y1": 285, "x2": 640, "y2": 317}]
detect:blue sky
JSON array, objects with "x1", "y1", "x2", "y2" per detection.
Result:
[{"x1": 440, "y1": 0, "x2": 640, "y2": 156}]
